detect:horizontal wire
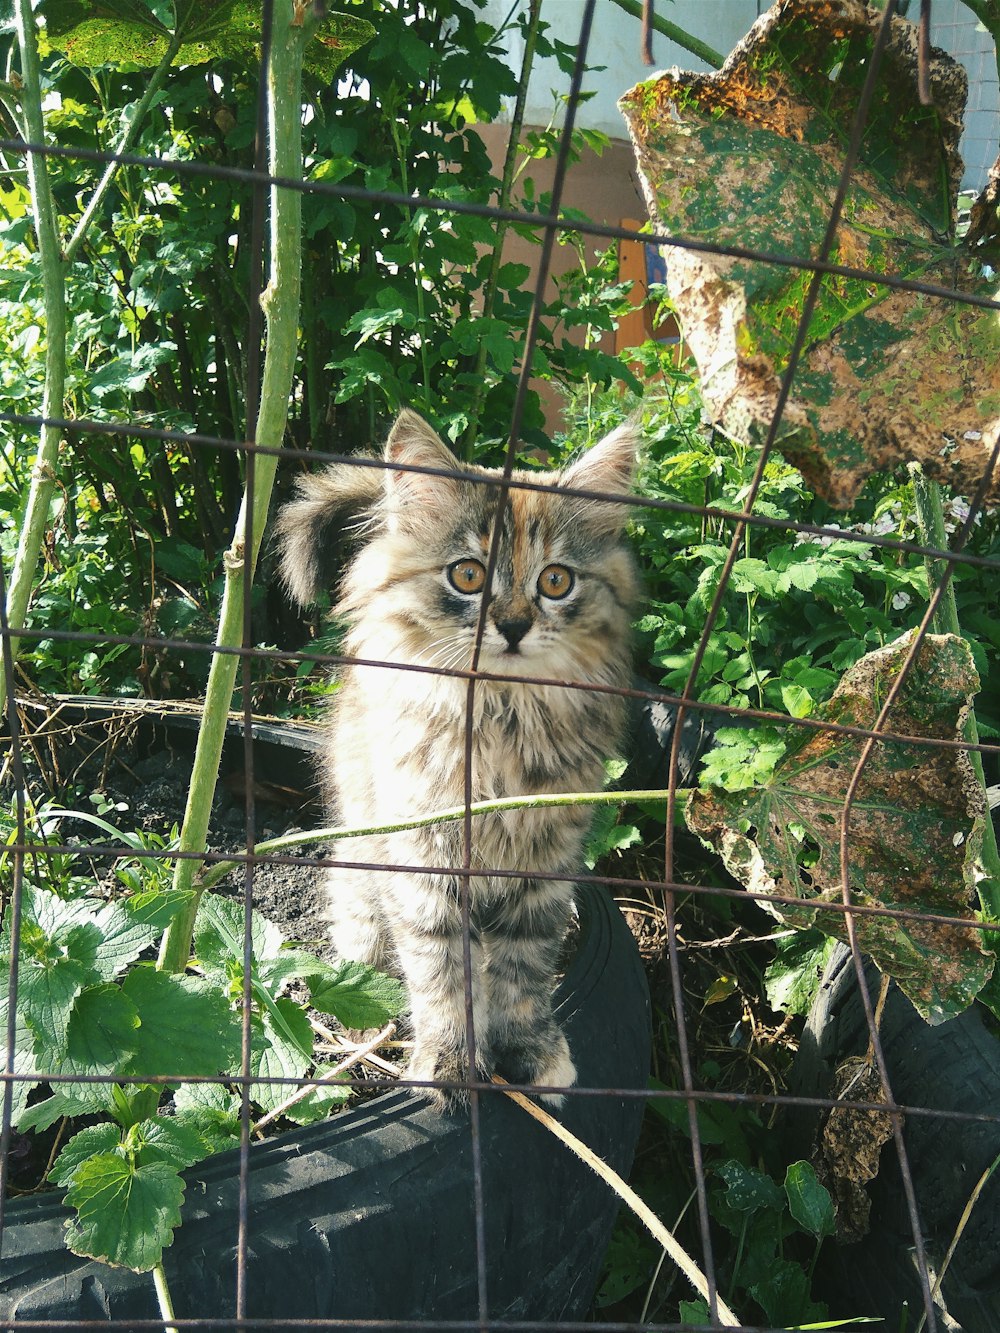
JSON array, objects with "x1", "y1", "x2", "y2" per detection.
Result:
[
  {"x1": 3, "y1": 135, "x2": 999, "y2": 313},
  {"x1": 4, "y1": 406, "x2": 998, "y2": 572},
  {"x1": 7, "y1": 839, "x2": 998, "y2": 941}
]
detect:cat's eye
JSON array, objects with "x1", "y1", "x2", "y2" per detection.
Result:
[
  {"x1": 537, "y1": 564, "x2": 574, "y2": 599},
  {"x1": 447, "y1": 558, "x2": 487, "y2": 595}
]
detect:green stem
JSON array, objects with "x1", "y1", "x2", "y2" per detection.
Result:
[
  {"x1": 64, "y1": 31, "x2": 183, "y2": 265},
  {"x1": 606, "y1": 0, "x2": 724, "y2": 68},
  {"x1": 158, "y1": 3, "x2": 313, "y2": 973},
  {"x1": 0, "y1": 0, "x2": 68, "y2": 718},
  {"x1": 151, "y1": 1260, "x2": 178, "y2": 1333},
  {"x1": 197, "y1": 786, "x2": 692, "y2": 894},
  {"x1": 910, "y1": 467, "x2": 1000, "y2": 909},
  {"x1": 460, "y1": 0, "x2": 544, "y2": 458}
]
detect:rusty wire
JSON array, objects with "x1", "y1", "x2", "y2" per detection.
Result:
[{"x1": 1, "y1": 2, "x2": 1000, "y2": 1331}]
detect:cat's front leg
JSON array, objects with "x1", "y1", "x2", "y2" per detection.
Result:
[
  {"x1": 324, "y1": 864, "x2": 391, "y2": 971},
  {"x1": 481, "y1": 878, "x2": 577, "y2": 1106},
  {"x1": 390, "y1": 874, "x2": 491, "y2": 1112}
]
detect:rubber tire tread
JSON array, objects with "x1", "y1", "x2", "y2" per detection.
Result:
[
  {"x1": 0, "y1": 881, "x2": 651, "y2": 1329},
  {"x1": 794, "y1": 945, "x2": 1000, "y2": 1331}
]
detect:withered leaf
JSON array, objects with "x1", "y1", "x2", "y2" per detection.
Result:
[
  {"x1": 620, "y1": 0, "x2": 1000, "y2": 507},
  {"x1": 814, "y1": 1056, "x2": 894, "y2": 1243},
  {"x1": 685, "y1": 632, "x2": 992, "y2": 1023}
]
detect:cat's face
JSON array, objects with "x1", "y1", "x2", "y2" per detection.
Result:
[
  {"x1": 277, "y1": 410, "x2": 640, "y2": 682},
  {"x1": 393, "y1": 478, "x2": 635, "y2": 676},
  {"x1": 358, "y1": 412, "x2": 638, "y2": 678}
]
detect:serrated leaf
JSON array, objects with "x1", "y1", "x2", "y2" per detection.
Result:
[
  {"x1": 19, "y1": 955, "x2": 97, "y2": 1059},
  {"x1": 64, "y1": 1152, "x2": 185, "y2": 1272},
  {"x1": 687, "y1": 632, "x2": 993, "y2": 1023},
  {"x1": 89, "y1": 891, "x2": 196, "y2": 980},
  {"x1": 784, "y1": 1160, "x2": 836, "y2": 1240},
  {"x1": 194, "y1": 891, "x2": 285, "y2": 985},
  {"x1": 281, "y1": 1064, "x2": 351, "y2": 1125},
  {"x1": 119, "y1": 968, "x2": 242, "y2": 1079},
  {"x1": 131, "y1": 1116, "x2": 210, "y2": 1171},
  {"x1": 50, "y1": 1122, "x2": 122, "y2": 1187},
  {"x1": 18, "y1": 1087, "x2": 101, "y2": 1133},
  {"x1": 171, "y1": 1087, "x2": 242, "y2": 1154},
  {"x1": 61, "y1": 983, "x2": 141, "y2": 1076},
  {"x1": 249, "y1": 1000, "x2": 313, "y2": 1114},
  {"x1": 0, "y1": 999, "x2": 41, "y2": 1125},
  {"x1": 621, "y1": 0, "x2": 1000, "y2": 509},
  {"x1": 305, "y1": 958, "x2": 406, "y2": 1029}
]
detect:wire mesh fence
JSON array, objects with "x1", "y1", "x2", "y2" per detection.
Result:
[{"x1": 2, "y1": 0, "x2": 1000, "y2": 1329}]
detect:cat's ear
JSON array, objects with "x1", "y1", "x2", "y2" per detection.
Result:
[
  {"x1": 273, "y1": 462, "x2": 382, "y2": 605},
  {"x1": 559, "y1": 421, "x2": 639, "y2": 533},
  {"x1": 384, "y1": 409, "x2": 463, "y2": 528}
]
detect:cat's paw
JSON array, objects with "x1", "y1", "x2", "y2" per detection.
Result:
[
  {"x1": 408, "y1": 1041, "x2": 491, "y2": 1114},
  {"x1": 494, "y1": 1029, "x2": 576, "y2": 1107}
]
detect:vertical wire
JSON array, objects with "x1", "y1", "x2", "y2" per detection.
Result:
[
  {"x1": 660, "y1": 1, "x2": 907, "y2": 1321},
  {"x1": 233, "y1": 0, "x2": 274, "y2": 1321},
  {"x1": 459, "y1": 3, "x2": 600, "y2": 1325},
  {"x1": 833, "y1": 432, "x2": 1000, "y2": 1333},
  {"x1": 0, "y1": 550, "x2": 26, "y2": 1257}
]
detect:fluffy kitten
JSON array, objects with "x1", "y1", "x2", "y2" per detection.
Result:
[{"x1": 275, "y1": 410, "x2": 639, "y2": 1110}]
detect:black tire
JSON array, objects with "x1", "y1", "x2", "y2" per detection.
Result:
[
  {"x1": 0, "y1": 881, "x2": 650, "y2": 1328},
  {"x1": 793, "y1": 945, "x2": 1000, "y2": 1331}
]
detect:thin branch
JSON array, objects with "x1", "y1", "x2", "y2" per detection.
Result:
[{"x1": 496, "y1": 1077, "x2": 742, "y2": 1326}]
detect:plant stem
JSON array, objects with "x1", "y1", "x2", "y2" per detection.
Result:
[
  {"x1": 158, "y1": 3, "x2": 314, "y2": 973},
  {"x1": 196, "y1": 786, "x2": 693, "y2": 893},
  {"x1": 64, "y1": 31, "x2": 184, "y2": 265},
  {"x1": 151, "y1": 1260, "x2": 178, "y2": 1333},
  {"x1": 460, "y1": 0, "x2": 543, "y2": 458},
  {"x1": 910, "y1": 468, "x2": 1000, "y2": 908},
  {"x1": 606, "y1": 0, "x2": 724, "y2": 69},
  {"x1": 0, "y1": 0, "x2": 68, "y2": 719}
]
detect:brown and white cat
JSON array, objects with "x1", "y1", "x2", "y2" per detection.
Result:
[{"x1": 275, "y1": 409, "x2": 639, "y2": 1110}]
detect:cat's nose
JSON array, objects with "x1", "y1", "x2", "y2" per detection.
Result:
[{"x1": 495, "y1": 616, "x2": 532, "y2": 650}]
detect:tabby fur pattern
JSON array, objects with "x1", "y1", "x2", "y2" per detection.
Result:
[{"x1": 275, "y1": 410, "x2": 639, "y2": 1110}]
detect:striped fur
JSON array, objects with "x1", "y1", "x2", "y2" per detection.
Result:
[{"x1": 276, "y1": 410, "x2": 640, "y2": 1110}]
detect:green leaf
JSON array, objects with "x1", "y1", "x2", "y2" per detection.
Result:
[
  {"x1": 119, "y1": 968, "x2": 242, "y2": 1079},
  {"x1": 784, "y1": 1160, "x2": 836, "y2": 1241},
  {"x1": 194, "y1": 891, "x2": 286, "y2": 985},
  {"x1": 171, "y1": 1083, "x2": 242, "y2": 1154},
  {"x1": 717, "y1": 1159, "x2": 784, "y2": 1214},
  {"x1": 63, "y1": 1152, "x2": 186, "y2": 1272},
  {"x1": 62, "y1": 983, "x2": 141, "y2": 1075},
  {"x1": 130, "y1": 1116, "x2": 210, "y2": 1172},
  {"x1": 90, "y1": 891, "x2": 196, "y2": 979},
  {"x1": 44, "y1": 1, "x2": 374, "y2": 77},
  {"x1": 305, "y1": 958, "x2": 406, "y2": 1029},
  {"x1": 622, "y1": 0, "x2": 1000, "y2": 509},
  {"x1": 50, "y1": 1122, "x2": 122, "y2": 1187},
  {"x1": 249, "y1": 1000, "x2": 313, "y2": 1114},
  {"x1": 764, "y1": 929, "x2": 837, "y2": 1016},
  {"x1": 687, "y1": 632, "x2": 993, "y2": 1023},
  {"x1": 281, "y1": 1064, "x2": 351, "y2": 1125}
]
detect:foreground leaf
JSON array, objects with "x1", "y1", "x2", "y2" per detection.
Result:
[
  {"x1": 620, "y1": 0, "x2": 1000, "y2": 508},
  {"x1": 119, "y1": 968, "x2": 242, "y2": 1079},
  {"x1": 686, "y1": 632, "x2": 992, "y2": 1022},
  {"x1": 784, "y1": 1160, "x2": 835, "y2": 1241},
  {"x1": 63, "y1": 1152, "x2": 185, "y2": 1272},
  {"x1": 305, "y1": 958, "x2": 406, "y2": 1029}
]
